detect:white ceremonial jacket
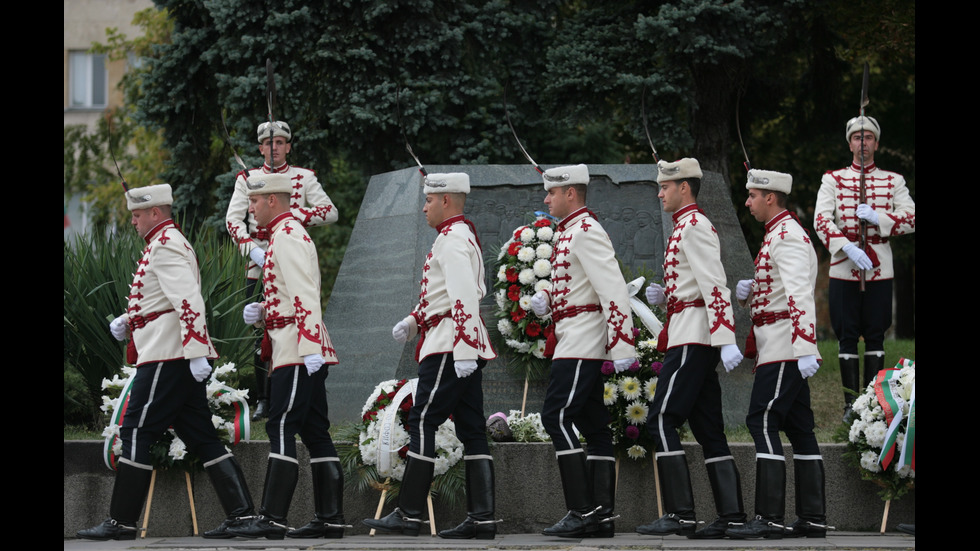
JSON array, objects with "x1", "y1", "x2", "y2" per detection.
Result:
[
  {"x1": 401, "y1": 215, "x2": 496, "y2": 363},
  {"x1": 226, "y1": 163, "x2": 338, "y2": 278},
  {"x1": 741, "y1": 210, "x2": 820, "y2": 367},
  {"x1": 260, "y1": 212, "x2": 338, "y2": 370},
  {"x1": 127, "y1": 219, "x2": 217, "y2": 367},
  {"x1": 814, "y1": 162, "x2": 915, "y2": 281},
  {"x1": 548, "y1": 207, "x2": 635, "y2": 361},
  {"x1": 662, "y1": 203, "x2": 736, "y2": 349}
]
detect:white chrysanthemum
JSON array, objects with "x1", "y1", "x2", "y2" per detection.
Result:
[
  {"x1": 534, "y1": 279, "x2": 551, "y2": 293},
  {"x1": 533, "y1": 259, "x2": 551, "y2": 278},
  {"x1": 211, "y1": 415, "x2": 223, "y2": 429},
  {"x1": 896, "y1": 464, "x2": 915, "y2": 479},
  {"x1": 498, "y1": 319, "x2": 515, "y2": 337},
  {"x1": 627, "y1": 445, "x2": 647, "y2": 460},
  {"x1": 495, "y1": 289, "x2": 507, "y2": 310},
  {"x1": 506, "y1": 338, "x2": 531, "y2": 353},
  {"x1": 497, "y1": 244, "x2": 508, "y2": 261},
  {"x1": 112, "y1": 439, "x2": 122, "y2": 456},
  {"x1": 637, "y1": 338, "x2": 658, "y2": 351},
  {"x1": 626, "y1": 400, "x2": 649, "y2": 424},
  {"x1": 619, "y1": 377, "x2": 642, "y2": 400},
  {"x1": 860, "y1": 450, "x2": 881, "y2": 472},
  {"x1": 517, "y1": 247, "x2": 535, "y2": 262},
  {"x1": 535, "y1": 243, "x2": 553, "y2": 259},
  {"x1": 852, "y1": 393, "x2": 872, "y2": 414},
  {"x1": 848, "y1": 419, "x2": 867, "y2": 443},
  {"x1": 122, "y1": 366, "x2": 136, "y2": 377},
  {"x1": 644, "y1": 378, "x2": 658, "y2": 401},
  {"x1": 100, "y1": 395, "x2": 117, "y2": 413},
  {"x1": 520, "y1": 227, "x2": 536, "y2": 242},
  {"x1": 101, "y1": 424, "x2": 120, "y2": 438},
  {"x1": 551, "y1": 231, "x2": 560, "y2": 242},
  {"x1": 519, "y1": 268, "x2": 536, "y2": 285},
  {"x1": 519, "y1": 295, "x2": 533, "y2": 311},
  {"x1": 603, "y1": 383, "x2": 618, "y2": 406},
  {"x1": 537, "y1": 227, "x2": 554, "y2": 241},
  {"x1": 497, "y1": 265, "x2": 508, "y2": 282},
  {"x1": 531, "y1": 340, "x2": 547, "y2": 359},
  {"x1": 169, "y1": 437, "x2": 187, "y2": 460},
  {"x1": 864, "y1": 420, "x2": 888, "y2": 448}
]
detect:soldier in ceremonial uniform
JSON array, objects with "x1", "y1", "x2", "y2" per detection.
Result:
[
  {"x1": 230, "y1": 173, "x2": 344, "y2": 540},
  {"x1": 727, "y1": 170, "x2": 827, "y2": 540},
  {"x1": 77, "y1": 184, "x2": 255, "y2": 541},
  {"x1": 363, "y1": 172, "x2": 498, "y2": 539},
  {"x1": 225, "y1": 120, "x2": 338, "y2": 421},
  {"x1": 529, "y1": 164, "x2": 636, "y2": 538},
  {"x1": 635, "y1": 158, "x2": 746, "y2": 539},
  {"x1": 813, "y1": 116, "x2": 915, "y2": 413}
]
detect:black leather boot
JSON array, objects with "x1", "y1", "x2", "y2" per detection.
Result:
[
  {"x1": 786, "y1": 458, "x2": 828, "y2": 538},
  {"x1": 438, "y1": 456, "x2": 496, "y2": 539},
  {"x1": 864, "y1": 352, "x2": 885, "y2": 391},
  {"x1": 726, "y1": 457, "x2": 787, "y2": 539},
  {"x1": 636, "y1": 453, "x2": 696, "y2": 536},
  {"x1": 202, "y1": 456, "x2": 255, "y2": 538},
  {"x1": 840, "y1": 355, "x2": 860, "y2": 420},
  {"x1": 76, "y1": 462, "x2": 152, "y2": 541},
  {"x1": 542, "y1": 452, "x2": 598, "y2": 538},
  {"x1": 585, "y1": 457, "x2": 616, "y2": 538},
  {"x1": 690, "y1": 457, "x2": 745, "y2": 539},
  {"x1": 228, "y1": 457, "x2": 298, "y2": 540},
  {"x1": 362, "y1": 456, "x2": 434, "y2": 536},
  {"x1": 288, "y1": 459, "x2": 347, "y2": 538}
]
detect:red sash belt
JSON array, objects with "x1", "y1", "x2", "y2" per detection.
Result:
[
  {"x1": 544, "y1": 304, "x2": 601, "y2": 357},
  {"x1": 744, "y1": 310, "x2": 790, "y2": 362},
  {"x1": 261, "y1": 316, "x2": 296, "y2": 362},
  {"x1": 657, "y1": 299, "x2": 705, "y2": 353},
  {"x1": 126, "y1": 309, "x2": 175, "y2": 364},
  {"x1": 415, "y1": 311, "x2": 451, "y2": 362}
]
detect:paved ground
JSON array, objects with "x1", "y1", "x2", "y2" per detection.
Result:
[{"x1": 64, "y1": 530, "x2": 915, "y2": 551}]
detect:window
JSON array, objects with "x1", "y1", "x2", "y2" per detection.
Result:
[{"x1": 68, "y1": 51, "x2": 107, "y2": 109}]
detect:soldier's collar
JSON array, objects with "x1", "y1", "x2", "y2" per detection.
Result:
[
  {"x1": 143, "y1": 219, "x2": 176, "y2": 244},
  {"x1": 556, "y1": 207, "x2": 593, "y2": 232},
  {"x1": 671, "y1": 203, "x2": 703, "y2": 224},
  {"x1": 850, "y1": 161, "x2": 876, "y2": 173},
  {"x1": 263, "y1": 162, "x2": 291, "y2": 174},
  {"x1": 435, "y1": 214, "x2": 465, "y2": 233}
]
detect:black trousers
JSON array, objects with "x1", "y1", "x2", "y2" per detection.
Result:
[
  {"x1": 120, "y1": 359, "x2": 226, "y2": 466},
  {"x1": 746, "y1": 361, "x2": 819, "y2": 457},
  {"x1": 407, "y1": 353, "x2": 489, "y2": 459},
  {"x1": 647, "y1": 344, "x2": 731, "y2": 458},
  {"x1": 542, "y1": 358, "x2": 612, "y2": 456},
  {"x1": 829, "y1": 278, "x2": 892, "y2": 354},
  {"x1": 267, "y1": 365, "x2": 337, "y2": 460}
]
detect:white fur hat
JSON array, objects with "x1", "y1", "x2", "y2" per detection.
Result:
[
  {"x1": 656, "y1": 158, "x2": 703, "y2": 183},
  {"x1": 745, "y1": 169, "x2": 793, "y2": 194},
  {"x1": 845, "y1": 116, "x2": 880, "y2": 141},
  {"x1": 423, "y1": 172, "x2": 470, "y2": 195},
  {"x1": 542, "y1": 164, "x2": 589, "y2": 190},
  {"x1": 257, "y1": 120, "x2": 292, "y2": 143},
  {"x1": 125, "y1": 184, "x2": 173, "y2": 211},
  {"x1": 245, "y1": 173, "x2": 293, "y2": 196}
]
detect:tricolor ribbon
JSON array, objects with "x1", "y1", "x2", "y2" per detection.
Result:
[
  {"x1": 103, "y1": 374, "x2": 138, "y2": 471},
  {"x1": 876, "y1": 358, "x2": 915, "y2": 471},
  {"x1": 213, "y1": 384, "x2": 251, "y2": 445}
]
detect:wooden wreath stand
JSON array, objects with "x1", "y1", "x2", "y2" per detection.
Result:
[{"x1": 139, "y1": 470, "x2": 199, "y2": 538}]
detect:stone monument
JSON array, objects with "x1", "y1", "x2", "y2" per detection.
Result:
[{"x1": 323, "y1": 165, "x2": 754, "y2": 427}]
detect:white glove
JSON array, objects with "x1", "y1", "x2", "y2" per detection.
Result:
[
  {"x1": 720, "y1": 344, "x2": 743, "y2": 373},
  {"x1": 842, "y1": 243, "x2": 873, "y2": 270},
  {"x1": 735, "y1": 279, "x2": 753, "y2": 301},
  {"x1": 249, "y1": 246, "x2": 267, "y2": 268},
  {"x1": 303, "y1": 354, "x2": 325, "y2": 376},
  {"x1": 530, "y1": 291, "x2": 550, "y2": 316},
  {"x1": 109, "y1": 315, "x2": 129, "y2": 341},
  {"x1": 455, "y1": 360, "x2": 478, "y2": 378},
  {"x1": 798, "y1": 355, "x2": 819, "y2": 379},
  {"x1": 613, "y1": 358, "x2": 636, "y2": 373},
  {"x1": 243, "y1": 302, "x2": 264, "y2": 324},
  {"x1": 856, "y1": 204, "x2": 879, "y2": 226},
  {"x1": 645, "y1": 282, "x2": 665, "y2": 306},
  {"x1": 392, "y1": 320, "x2": 410, "y2": 343},
  {"x1": 189, "y1": 357, "x2": 212, "y2": 382}
]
